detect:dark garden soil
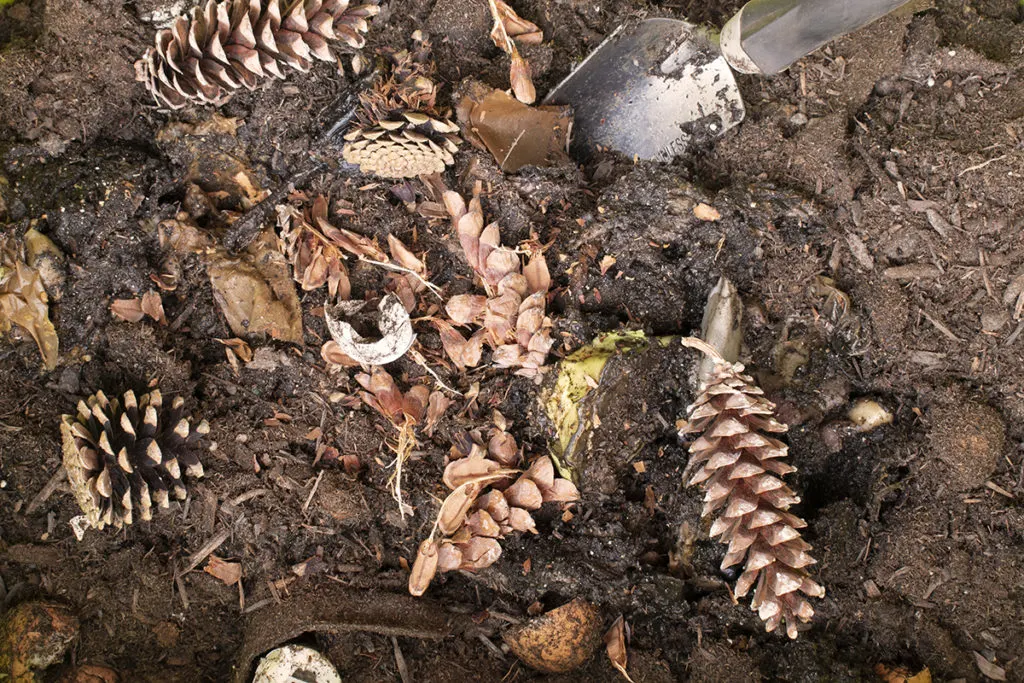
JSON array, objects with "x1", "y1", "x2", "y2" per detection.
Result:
[{"x1": 1, "y1": 0, "x2": 1023, "y2": 680}]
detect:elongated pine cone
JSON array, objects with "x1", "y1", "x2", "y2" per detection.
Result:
[
  {"x1": 681, "y1": 358, "x2": 824, "y2": 639},
  {"x1": 408, "y1": 428, "x2": 579, "y2": 596},
  {"x1": 61, "y1": 389, "x2": 209, "y2": 530},
  {"x1": 343, "y1": 32, "x2": 460, "y2": 178},
  {"x1": 135, "y1": 0, "x2": 380, "y2": 109}
]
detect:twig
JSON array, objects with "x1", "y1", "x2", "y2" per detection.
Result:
[
  {"x1": 409, "y1": 347, "x2": 462, "y2": 395},
  {"x1": 302, "y1": 470, "x2": 325, "y2": 513},
  {"x1": 958, "y1": 154, "x2": 1007, "y2": 177},
  {"x1": 920, "y1": 310, "x2": 962, "y2": 343},
  {"x1": 182, "y1": 527, "x2": 231, "y2": 574},
  {"x1": 387, "y1": 420, "x2": 416, "y2": 519},
  {"x1": 359, "y1": 256, "x2": 444, "y2": 299},
  {"x1": 25, "y1": 468, "x2": 66, "y2": 516},
  {"x1": 174, "y1": 567, "x2": 191, "y2": 610},
  {"x1": 393, "y1": 637, "x2": 412, "y2": 683},
  {"x1": 499, "y1": 129, "x2": 527, "y2": 171}
]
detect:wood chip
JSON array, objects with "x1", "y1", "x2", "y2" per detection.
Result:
[
  {"x1": 974, "y1": 652, "x2": 1006, "y2": 681},
  {"x1": 204, "y1": 555, "x2": 242, "y2": 586}
]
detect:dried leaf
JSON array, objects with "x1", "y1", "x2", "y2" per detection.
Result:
[
  {"x1": 141, "y1": 290, "x2": 166, "y2": 324},
  {"x1": 216, "y1": 337, "x2": 254, "y2": 363},
  {"x1": 599, "y1": 255, "x2": 617, "y2": 276},
  {"x1": 205, "y1": 228, "x2": 304, "y2": 344},
  {"x1": 489, "y1": 0, "x2": 542, "y2": 45},
  {"x1": 110, "y1": 298, "x2": 145, "y2": 323},
  {"x1": 509, "y1": 51, "x2": 536, "y2": 104},
  {"x1": 693, "y1": 203, "x2": 721, "y2": 221},
  {"x1": 325, "y1": 295, "x2": 416, "y2": 366},
  {"x1": 604, "y1": 616, "x2": 633, "y2": 682},
  {"x1": 0, "y1": 241, "x2": 60, "y2": 370},
  {"x1": 408, "y1": 539, "x2": 438, "y2": 597},
  {"x1": 204, "y1": 555, "x2": 242, "y2": 586},
  {"x1": 457, "y1": 82, "x2": 571, "y2": 173},
  {"x1": 387, "y1": 234, "x2": 426, "y2": 276}
]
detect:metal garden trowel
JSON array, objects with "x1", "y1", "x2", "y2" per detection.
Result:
[{"x1": 544, "y1": 0, "x2": 911, "y2": 161}]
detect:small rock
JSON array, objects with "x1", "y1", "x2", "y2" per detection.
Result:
[
  {"x1": 253, "y1": 645, "x2": 340, "y2": 683},
  {"x1": 789, "y1": 112, "x2": 809, "y2": 126}
]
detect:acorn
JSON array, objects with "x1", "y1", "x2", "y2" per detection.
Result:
[{"x1": 61, "y1": 389, "x2": 208, "y2": 530}]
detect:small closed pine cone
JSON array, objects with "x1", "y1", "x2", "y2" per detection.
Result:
[
  {"x1": 135, "y1": 0, "x2": 380, "y2": 109},
  {"x1": 343, "y1": 32, "x2": 460, "y2": 178},
  {"x1": 61, "y1": 389, "x2": 209, "y2": 530},
  {"x1": 680, "y1": 340, "x2": 824, "y2": 639}
]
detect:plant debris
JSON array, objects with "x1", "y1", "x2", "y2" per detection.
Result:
[
  {"x1": 439, "y1": 184, "x2": 554, "y2": 376},
  {"x1": 486, "y1": 0, "x2": 542, "y2": 104},
  {"x1": 456, "y1": 81, "x2": 572, "y2": 173},
  {"x1": 604, "y1": 615, "x2": 633, "y2": 682},
  {"x1": 277, "y1": 196, "x2": 351, "y2": 299},
  {"x1": 205, "y1": 555, "x2": 243, "y2": 586},
  {"x1": 408, "y1": 425, "x2": 578, "y2": 596},
  {"x1": 679, "y1": 337, "x2": 824, "y2": 639},
  {"x1": 61, "y1": 388, "x2": 208, "y2": 530},
  {"x1": 0, "y1": 232, "x2": 60, "y2": 370},
  {"x1": 110, "y1": 291, "x2": 167, "y2": 325},
  {"x1": 343, "y1": 31, "x2": 461, "y2": 178},
  {"x1": 135, "y1": 0, "x2": 380, "y2": 108}
]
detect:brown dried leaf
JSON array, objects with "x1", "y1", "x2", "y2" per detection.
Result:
[
  {"x1": 141, "y1": 290, "x2": 166, "y2": 324},
  {"x1": 408, "y1": 539, "x2": 438, "y2": 597},
  {"x1": 457, "y1": 82, "x2": 572, "y2": 173},
  {"x1": 204, "y1": 555, "x2": 242, "y2": 586},
  {"x1": 403, "y1": 384, "x2": 431, "y2": 423},
  {"x1": 604, "y1": 616, "x2": 633, "y2": 682},
  {"x1": 599, "y1": 255, "x2": 617, "y2": 276},
  {"x1": 974, "y1": 653, "x2": 1006, "y2": 681},
  {"x1": 387, "y1": 234, "x2": 426, "y2": 276},
  {"x1": 216, "y1": 337, "x2": 253, "y2": 363},
  {"x1": 205, "y1": 228, "x2": 303, "y2": 344},
  {"x1": 110, "y1": 298, "x2": 145, "y2": 323},
  {"x1": 0, "y1": 246, "x2": 59, "y2": 370}
]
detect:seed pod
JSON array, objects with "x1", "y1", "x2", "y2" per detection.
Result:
[
  {"x1": 61, "y1": 389, "x2": 207, "y2": 530},
  {"x1": 507, "y1": 506, "x2": 537, "y2": 534},
  {"x1": 466, "y1": 509, "x2": 501, "y2": 538},
  {"x1": 476, "y1": 490, "x2": 510, "y2": 523},
  {"x1": 524, "y1": 456, "x2": 554, "y2": 490},
  {"x1": 539, "y1": 477, "x2": 580, "y2": 504},
  {"x1": 488, "y1": 430, "x2": 520, "y2": 467},
  {"x1": 443, "y1": 456, "x2": 499, "y2": 490},
  {"x1": 437, "y1": 542, "x2": 462, "y2": 572},
  {"x1": 408, "y1": 539, "x2": 438, "y2": 597},
  {"x1": 437, "y1": 483, "x2": 481, "y2": 536}
]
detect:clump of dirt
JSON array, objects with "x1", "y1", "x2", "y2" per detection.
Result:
[{"x1": 925, "y1": 387, "x2": 1006, "y2": 491}]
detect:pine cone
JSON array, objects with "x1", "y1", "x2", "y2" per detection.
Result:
[
  {"x1": 61, "y1": 389, "x2": 209, "y2": 530},
  {"x1": 343, "y1": 32, "x2": 460, "y2": 178},
  {"x1": 680, "y1": 352, "x2": 824, "y2": 639},
  {"x1": 135, "y1": 0, "x2": 380, "y2": 109},
  {"x1": 409, "y1": 428, "x2": 579, "y2": 595}
]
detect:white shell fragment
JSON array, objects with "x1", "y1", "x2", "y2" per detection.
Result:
[
  {"x1": 325, "y1": 294, "x2": 415, "y2": 366},
  {"x1": 848, "y1": 398, "x2": 893, "y2": 432},
  {"x1": 253, "y1": 645, "x2": 341, "y2": 683}
]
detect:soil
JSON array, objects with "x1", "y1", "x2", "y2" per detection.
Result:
[{"x1": 1, "y1": 0, "x2": 1023, "y2": 681}]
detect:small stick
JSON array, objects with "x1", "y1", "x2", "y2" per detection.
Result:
[
  {"x1": 302, "y1": 470, "x2": 325, "y2": 513},
  {"x1": 958, "y1": 154, "x2": 1006, "y2": 177},
  {"x1": 25, "y1": 468, "x2": 66, "y2": 516},
  {"x1": 409, "y1": 347, "x2": 462, "y2": 396},
  {"x1": 182, "y1": 527, "x2": 231, "y2": 574},
  {"x1": 359, "y1": 256, "x2": 444, "y2": 299}
]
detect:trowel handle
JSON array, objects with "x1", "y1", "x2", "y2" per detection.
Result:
[{"x1": 720, "y1": 0, "x2": 912, "y2": 75}]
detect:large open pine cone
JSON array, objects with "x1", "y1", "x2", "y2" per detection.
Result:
[
  {"x1": 343, "y1": 32, "x2": 460, "y2": 178},
  {"x1": 61, "y1": 389, "x2": 208, "y2": 530},
  {"x1": 135, "y1": 0, "x2": 380, "y2": 109},
  {"x1": 681, "y1": 358, "x2": 824, "y2": 639}
]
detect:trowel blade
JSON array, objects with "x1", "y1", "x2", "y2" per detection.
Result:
[{"x1": 544, "y1": 18, "x2": 745, "y2": 162}]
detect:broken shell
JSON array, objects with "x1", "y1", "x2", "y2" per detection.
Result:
[
  {"x1": 848, "y1": 398, "x2": 893, "y2": 432},
  {"x1": 503, "y1": 599, "x2": 603, "y2": 673},
  {"x1": 325, "y1": 294, "x2": 415, "y2": 366},
  {"x1": 252, "y1": 645, "x2": 341, "y2": 683}
]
